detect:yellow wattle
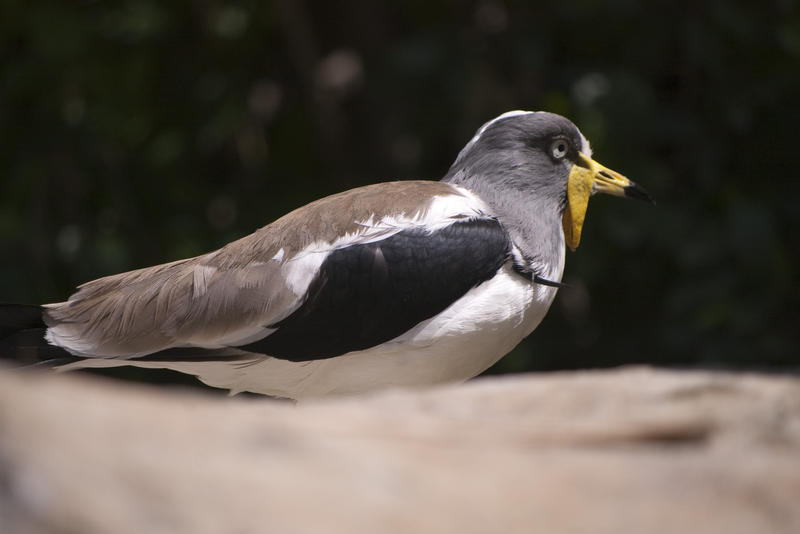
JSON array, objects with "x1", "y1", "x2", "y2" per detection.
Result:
[{"x1": 562, "y1": 165, "x2": 595, "y2": 251}]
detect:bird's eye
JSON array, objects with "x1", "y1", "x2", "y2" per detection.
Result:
[{"x1": 551, "y1": 140, "x2": 569, "y2": 159}]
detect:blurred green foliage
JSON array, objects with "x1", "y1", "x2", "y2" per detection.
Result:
[{"x1": 1, "y1": 0, "x2": 798, "y2": 377}]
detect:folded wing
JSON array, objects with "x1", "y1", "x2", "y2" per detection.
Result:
[{"x1": 43, "y1": 181, "x2": 509, "y2": 362}]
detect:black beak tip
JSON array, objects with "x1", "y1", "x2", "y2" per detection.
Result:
[{"x1": 624, "y1": 183, "x2": 656, "y2": 205}]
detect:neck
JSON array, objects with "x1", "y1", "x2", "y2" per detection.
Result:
[{"x1": 444, "y1": 169, "x2": 566, "y2": 282}]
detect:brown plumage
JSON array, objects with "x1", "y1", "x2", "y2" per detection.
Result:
[{"x1": 43, "y1": 181, "x2": 472, "y2": 357}]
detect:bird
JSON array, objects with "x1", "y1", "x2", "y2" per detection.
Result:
[{"x1": 0, "y1": 111, "x2": 652, "y2": 400}]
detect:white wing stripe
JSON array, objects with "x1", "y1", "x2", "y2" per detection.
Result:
[
  {"x1": 279, "y1": 190, "x2": 492, "y2": 299},
  {"x1": 192, "y1": 265, "x2": 217, "y2": 298}
]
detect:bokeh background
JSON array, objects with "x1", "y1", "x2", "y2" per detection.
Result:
[{"x1": 1, "y1": 1, "x2": 798, "y2": 387}]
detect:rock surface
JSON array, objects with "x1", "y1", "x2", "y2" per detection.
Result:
[{"x1": 1, "y1": 366, "x2": 799, "y2": 534}]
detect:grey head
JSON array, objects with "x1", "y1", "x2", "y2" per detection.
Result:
[
  {"x1": 443, "y1": 111, "x2": 588, "y2": 220},
  {"x1": 442, "y1": 110, "x2": 651, "y2": 261}
]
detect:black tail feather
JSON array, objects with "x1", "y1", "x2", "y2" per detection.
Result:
[
  {"x1": 0, "y1": 304, "x2": 46, "y2": 337},
  {"x1": 0, "y1": 304, "x2": 77, "y2": 367}
]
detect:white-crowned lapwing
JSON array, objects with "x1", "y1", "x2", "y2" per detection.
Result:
[{"x1": 0, "y1": 111, "x2": 652, "y2": 399}]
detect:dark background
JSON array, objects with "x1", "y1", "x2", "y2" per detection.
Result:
[{"x1": 1, "y1": 1, "x2": 798, "y2": 386}]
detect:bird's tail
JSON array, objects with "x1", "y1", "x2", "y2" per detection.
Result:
[{"x1": 0, "y1": 304, "x2": 78, "y2": 367}]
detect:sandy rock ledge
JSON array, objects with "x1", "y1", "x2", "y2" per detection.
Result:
[{"x1": 1, "y1": 366, "x2": 799, "y2": 534}]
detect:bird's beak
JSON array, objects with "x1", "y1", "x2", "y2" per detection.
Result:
[{"x1": 562, "y1": 152, "x2": 653, "y2": 251}]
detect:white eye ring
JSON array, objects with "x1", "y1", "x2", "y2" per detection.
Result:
[{"x1": 551, "y1": 140, "x2": 569, "y2": 159}]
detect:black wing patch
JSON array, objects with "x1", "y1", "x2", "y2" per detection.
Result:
[{"x1": 238, "y1": 217, "x2": 512, "y2": 361}]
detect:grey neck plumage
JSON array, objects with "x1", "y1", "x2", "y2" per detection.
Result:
[{"x1": 442, "y1": 160, "x2": 566, "y2": 282}]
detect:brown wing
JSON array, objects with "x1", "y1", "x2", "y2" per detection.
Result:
[{"x1": 43, "y1": 181, "x2": 473, "y2": 358}]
